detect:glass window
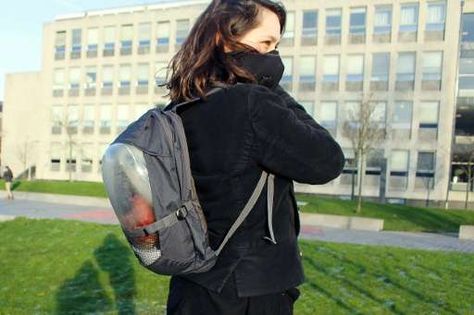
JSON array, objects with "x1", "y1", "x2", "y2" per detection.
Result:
[
  {"x1": 374, "y1": 5, "x2": 392, "y2": 35},
  {"x1": 176, "y1": 19, "x2": 190, "y2": 45},
  {"x1": 156, "y1": 21, "x2": 170, "y2": 47},
  {"x1": 419, "y1": 101, "x2": 439, "y2": 128},
  {"x1": 282, "y1": 11, "x2": 295, "y2": 45},
  {"x1": 137, "y1": 63, "x2": 149, "y2": 87},
  {"x1": 155, "y1": 62, "x2": 168, "y2": 87},
  {"x1": 400, "y1": 3, "x2": 419, "y2": 32},
  {"x1": 396, "y1": 52, "x2": 416, "y2": 90},
  {"x1": 459, "y1": 57, "x2": 474, "y2": 89},
  {"x1": 50, "y1": 143, "x2": 62, "y2": 171},
  {"x1": 71, "y1": 29, "x2": 82, "y2": 53},
  {"x1": 55, "y1": 31, "x2": 66, "y2": 59},
  {"x1": 344, "y1": 101, "x2": 361, "y2": 122},
  {"x1": 323, "y1": 55, "x2": 340, "y2": 82},
  {"x1": 82, "y1": 105, "x2": 95, "y2": 132},
  {"x1": 349, "y1": 7, "x2": 366, "y2": 34},
  {"x1": 51, "y1": 105, "x2": 63, "y2": 134},
  {"x1": 326, "y1": 9, "x2": 342, "y2": 36},
  {"x1": 298, "y1": 101, "x2": 314, "y2": 116},
  {"x1": 422, "y1": 51, "x2": 443, "y2": 89},
  {"x1": 392, "y1": 101, "x2": 413, "y2": 129},
  {"x1": 69, "y1": 68, "x2": 80, "y2": 89},
  {"x1": 120, "y1": 24, "x2": 133, "y2": 54},
  {"x1": 426, "y1": 1, "x2": 446, "y2": 31},
  {"x1": 391, "y1": 150, "x2": 409, "y2": 172},
  {"x1": 346, "y1": 55, "x2": 364, "y2": 82},
  {"x1": 116, "y1": 104, "x2": 129, "y2": 131},
  {"x1": 299, "y1": 56, "x2": 316, "y2": 91},
  {"x1": 135, "y1": 103, "x2": 150, "y2": 119},
  {"x1": 67, "y1": 104, "x2": 79, "y2": 132},
  {"x1": 138, "y1": 22, "x2": 151, "y2": 53},
  {"x1": 119, "y1": 64, "x2": 131, "y2": 87},
  {"x1": 302, "y1": 10, "x2": 317, "y2": 45},
  {"x1": 102, "y1": 65, "x2": 114, "y2": 88},
  {"x1": 80, "y1": 143, "x2": 94, "y2": 172},
  {"x1": 104, "y1": 26, "x2": 115, "y2": 45},
  {"x1": 319, "y1": 101, "x2": 337, "y2": 133},
  {"x1": 53, "y1": 68, "x2": 65, "y2": 90},
  {"x1": 462, "y1": 13, "x2": 474, "y2": 42},
  {"x1": 417, "y1": 151, "x2": 435, "y2": 172},
  {"x1": 371, "y1": 53, "x2": 390, "y2": 85},
  {"x1": 86, "y1": 28, "x2": 98, "y2": 51},
  {"x1": 99, "y1": 104, "x2": 112, "y2": 134},
  {"x1": 85, "y1": 66, "x2": 96, "y2": 89},
  {"x1": 281, "y1": 57, "x2": 293, "y2": 91}
]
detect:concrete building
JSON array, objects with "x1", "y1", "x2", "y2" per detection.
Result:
[{"x1": 2, "y1": 0, "x2": 473, "y2": 207}]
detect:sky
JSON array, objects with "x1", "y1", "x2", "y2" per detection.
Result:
[{"x1": 0, "y1": 0, "x2": 187, "y2": 100}]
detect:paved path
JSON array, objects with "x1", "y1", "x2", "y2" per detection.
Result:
[{"x1": 0, "y1": 192, "x2": 473, "y2": 253}]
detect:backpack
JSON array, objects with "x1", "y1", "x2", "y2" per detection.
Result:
[{"x1": 101, "y1": 84, "x2": 276, "y2": 275}]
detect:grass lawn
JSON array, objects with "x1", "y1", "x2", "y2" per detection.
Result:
[
  {"x1": 1, "y1": 179, "x2": 107, "y2": 198},
  {"x1": 0, "y1": 218, "x2": 473, "y2": 315},
  {"x1": 296, "y1": 193, "x2": 474, "y2": 233}
]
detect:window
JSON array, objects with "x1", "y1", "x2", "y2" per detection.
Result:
[
  {"x1": 138, "y1": 22, "x2": 151, "y2": 54},
  {"x1": 50, "y1": 143, "x2": 62, "y2": 172},
  {"x1": 103, "y1": 26, "x2": 116, "y2": 57},
  {"x1": 399, "y1": 3, "x2": 419, "y2": 42},
  {"x1": 116, "y1": 104, "x2": 129, "y2": 133},
  {"x1": 462, "y1": 13, "x2": 474, "y2": 42},
  {"x1": 135, "y1": 103, "x2": 150, "y2": 119},
  {"x1": 298, "y1": 101, "x2": 314, "y2": 116},
  {"x1": 80, "y1": 143, "x2": 94, "y2": 173},
  {"x1": 68, "y1": 68, "x2": 80, "y2": 96},
  {"x1": 82, "y1": 105, "x2": 95, "y2": 134},
  {"x1": 137, "y1": 63, "x2": 149, "y2": 94},
  {"x1": 120, "y1": 24, "x2": 133, "y2": 55},
  {"x1": 65, "y1": 145, "x2": 77, "y2": 173},
  {"x1": 425, "y1": 1, "x2": 446, "y2": 41},
  {"x1": 422, "y1": 51, "x2": 443, "y2": 90},
  {"x1": 371, "y1": 53, "x2": 390, "y2": 91},
  {"x1": 301, "y1": 10, "x2": 317, "y2": 46},
  {"x1": 99, "y1": 104, "x2": 112, "y2": 134},
  {"x1": 282, "y1": 11, "x2": 295, "y2": 46},
  {"x1": 156, "y1": 21, "x2": 170, "y2": 53},
  {"x1": 349, "y1": 7, "x2": 366, "y2": 44},
  {"x1": 101, "y1": 65, "x2": 114, "y2": 95},
  {"x1": 319, "y1": 101, "x2": 337, "y2": 136},
  {"x1": 459, "y1": 57, "x2": 474, "y2": 90},
  {"x1": 51, "y1": 105, "x2": 63, "y2": 134},
  {"x1": 67, "y1": 104, "x2": 79, "y2": 134},
  {"x1": 281, "y1": 57, "x2": 293, "y2": 91},
  {"x1": 84, "y1": 66, "x2": 96, "y2": 96},
  {"x1": 373, "y1": 5, "x2": 392, "y2": 43},
  {"x1": 389, "y1": 150, "x2": 409, "y2": 190},
  {"x1": 86, "y1": 28, "x2": 98, "y2": 58},
  {"x1": 416, "y1": 151, "x2": 436, "y2": 189},
  {"x1": 53, "y1": 68, "x2": 65, "y2": 97},
  {"x1": 54, "y1": 31, "x2": 66, "y2": 60},
  {"x1": 346, "y1": 55, "x2": 364, "y2": 91},
  {"x1": 396, "y1": 52, "x2": 416, "y2": 91},
  {"x1": 365, "y1": 149, "x2": 384, "y2": 185},
  {"x1": 371, "y1": 101, "x2": 387, "y2": 129},
  {"x1": 176, "y1": 19, "x2": 189, "y2": 47},
  {"x1": 392, "y1": 101, "x2": 413, "y2": 139},
  {"x1": 154, "y1": 62, "x2": 168, "y2": 92},
  {"x1": 343, "y1": 101, "x2": 361, "y2": 127},
  {"x1": 119, "y1": 64, "x2": 131, "y2": 94},
  {"x1": 325, "y1": 9, "x2": 342, "y2": 45},
  {"x1": 299, "y1": 56, "x2": 316, "y2": 92},
  {"x1": 322, "y1": 55, "x2": 340, "y2": 91},
  {"x1": 71, "y1": 29, "x2": 82, "y2": 59},
  {"x1": 418, "y1": 101, "x2": 439, "y2": 141}
]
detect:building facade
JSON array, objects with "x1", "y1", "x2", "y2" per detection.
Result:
[{"x1": 2, "y1": 0, "x2": 473, "y2": 206}]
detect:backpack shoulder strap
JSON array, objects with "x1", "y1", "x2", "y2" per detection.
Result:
[{"x1": 215, "y1": 170, "x2": 272, "y2": 256}]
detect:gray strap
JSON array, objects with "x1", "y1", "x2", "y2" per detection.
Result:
[
  {"x1": 216, "y1": 170, "x2": 268, "y2": 256},
  {"x1": 127, "y1": 200, "x2": 193, "y2": 238},
  {"x1": 263, "y1": 174, "x2": 277, "y2": 244}
]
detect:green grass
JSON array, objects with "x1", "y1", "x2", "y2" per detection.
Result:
[
  {"x1": 2, "y1": 179, "x2": 107, "y2": 198},
  {"x1": 0, "y1": 218, "x2": 473, "y2": 315},
  {"x1": 296, "y1": 193, "x2": 474, "y2": 233}
]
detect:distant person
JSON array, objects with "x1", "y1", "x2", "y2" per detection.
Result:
[{"x1": 3, "y1": 166, "x2": 14, "y2": 200}]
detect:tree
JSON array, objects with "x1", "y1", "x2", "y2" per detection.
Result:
[
  {"x1": 52, "y1": 106, "x2": 79, "y2": 182},
  {"x1": 452, "y1": 140, "x2": 474, "y2": 209},
  {"x1": 342, "y1": 94, "x2": 387, "y2": 213}
]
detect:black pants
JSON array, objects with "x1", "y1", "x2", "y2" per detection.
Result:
[{"x1": 166, "y1": 275, "x2": 300, "y2": 315}]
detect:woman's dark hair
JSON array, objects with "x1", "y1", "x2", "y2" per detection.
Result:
[{"x1": 161, "y1": 0, "x2": 287, "y2": 103}]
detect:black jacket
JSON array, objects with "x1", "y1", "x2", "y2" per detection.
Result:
[{"x1": 165, "y1": 83, "x2": 345, "y2": 297}]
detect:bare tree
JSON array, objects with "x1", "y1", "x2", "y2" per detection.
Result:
[
  {"x1": 452, "y1": 140, "x2": 474, "y2": 209},
  {"x1": 52, "y1": 107, "x2": 79, "y2": 182},
  {"x1": 342, "y1": 94, "x2": 387, "y2": 213}
]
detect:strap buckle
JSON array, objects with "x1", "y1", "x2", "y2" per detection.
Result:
[{"x1": 175, "y1": 205, "x2": 189, "y2": 220}]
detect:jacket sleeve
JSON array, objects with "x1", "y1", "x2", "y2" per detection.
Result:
[{"x1": 248, "y1": 85, "x2": 345, "y2": 185}]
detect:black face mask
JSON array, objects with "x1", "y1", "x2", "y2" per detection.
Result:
[{"x1": 226, "y1": 49, "x2": 284, "y2": 89}]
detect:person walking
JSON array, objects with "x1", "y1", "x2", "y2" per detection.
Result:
[
  {"x1": 161, "y1": 0, "x2": 345, "y2": 314},
  {"x1": 3, "y1": 166, "x2": 14, "y2": 200}
]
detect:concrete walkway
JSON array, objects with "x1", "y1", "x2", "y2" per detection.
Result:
[{"x1": 0, "y1": 191, "x2": 473, "y2": 253}]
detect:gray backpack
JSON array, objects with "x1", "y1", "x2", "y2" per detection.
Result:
[{"x1": 101, "y1": 84, "x2": 276, "y2": 275}]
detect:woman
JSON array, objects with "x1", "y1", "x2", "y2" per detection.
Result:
[{"x1": 163, "y1": 0, "x2": 345, "y2": 314}]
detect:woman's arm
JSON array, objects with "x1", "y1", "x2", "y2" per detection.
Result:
[{"x1": 248, "y1": 85, "x2": 345, "y2": 185}]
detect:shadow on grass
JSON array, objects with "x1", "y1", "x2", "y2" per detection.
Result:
[{"x1": 55, "y1": 234, "x2": 136, "y2": 314}]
